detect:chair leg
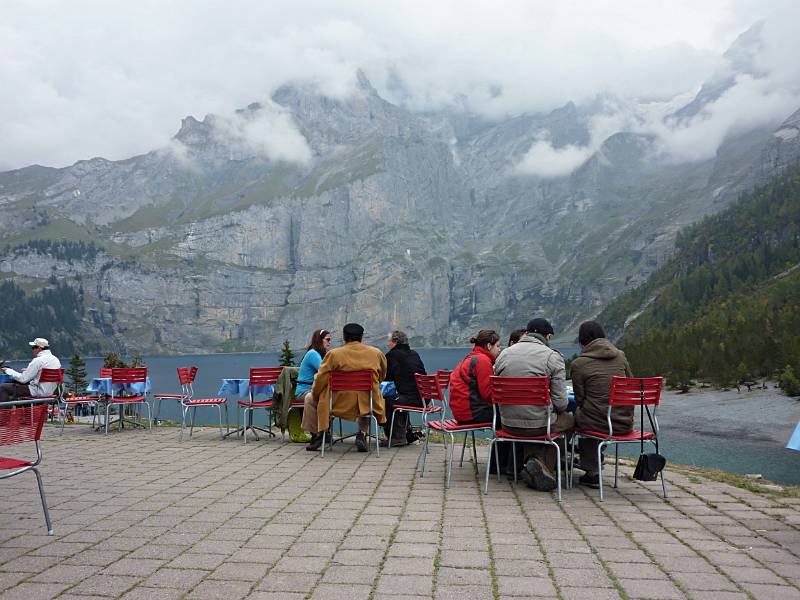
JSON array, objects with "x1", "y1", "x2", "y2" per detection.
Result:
[
  {"x1": 59, "y1": 404, "x2": 67, "y2": 435},
  {"x1": 388, "y1": 410, "x2": 396, "y2": 448},
  {"x1": 553, "y1": 441, "x2": 562, "y2": 503},
  {"x1": 569, "y1": 435, "x2": 577, "y2": 488},
  {"x1": 420, "y1": 425, "x2": 430, "y2": 477},
  {"x1": 32, "y1": 468, "x2": 53, "y2": 536},
  {"x1": 446, "y1": 433, "x2": 455, "y2": 488},
  {"x1": 146, "y1": 402, "x2": 152, "y2": 432},
  {"x1": 105, "y1": 404, "x2": 111, "y2": 435},
  {"x1": 459, "y1": 434, "x2": 468, "y2": 467},
  {"x1": 471, "y1": 431, "x2": 478, "y2": 467},
  {"x1": 190, "y1": 406, "x2": 197, "y2": 438},
  {"x1": 484, "y1": 440, "x2": 494, "y2": 495},
  {"x1": 217, "y1": 405, "x2": 224, "y2": 439},
  {"x1": 598, "y1": 441, "x2": 606, "y2": 501},
  {"x1": 180, "y1": 406, "x2": 187, "y2": 441},
  {"x1": 613, "y1": 444, "x2": 620, "y2": 488},
  {"x1": 243, "y1": 408, "x2": 249, "y2": 444},
  {"x1": 153, "y1": 398, "x2": 161, "y2": 427},
  {"x1": 494, "y1": 442, "x2": 501, "y2": 483},
  {"x1": 660, "y1": 468, "x2": 668, "y2": 498}
]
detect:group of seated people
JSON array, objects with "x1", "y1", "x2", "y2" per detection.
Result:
[{"x1": 294, "y1": 318, "x2": 634, "y2": 492}]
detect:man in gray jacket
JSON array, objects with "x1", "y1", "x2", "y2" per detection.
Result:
[{"x1": 494, "y1": 318, "x2": 574, "y2": 491}]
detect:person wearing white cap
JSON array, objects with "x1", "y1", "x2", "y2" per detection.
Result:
[{"x1": 0, "y1": 338, "x2": 61, "y2": 403}]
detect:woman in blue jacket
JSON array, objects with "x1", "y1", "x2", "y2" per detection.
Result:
[{"x1": 299, "y1": 328, "x2": 331, "y2": 450}]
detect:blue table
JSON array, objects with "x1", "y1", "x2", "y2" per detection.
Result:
[
  {"x1": 217, "y1": 379, "x2": 275, "y2": 399},
  {"x1": 218, "y1": 379, "x2": 277, "y2": 440},
  {"x1": 380, "y1": 381, "x2": 397, "y2": 398},
  {"x1": 0, "y1": 373, "x2": 14, "y2": 384},
  {"x1": 86, "y1": 377, "x2": 152, "y2": 431},
  {"x1": 87, "y1": 377, "x2": 151, "y2": 396}
]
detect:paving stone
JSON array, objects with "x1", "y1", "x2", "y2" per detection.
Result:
[
  {"x1": 309, "y1": 583, "x2": 372, "y2": 599},
  {"x1": 257, "y1": 572, "x2": 319, "y2": 593},
  {"x1": 143, "y1": 568, "x2": 209, "y2": 589},
  {"x1": 69, "y1": 574, "x2": 143, "y2": 596},
  {"x1": 0, "y1": 582, "x2": 73, "y2": 600},
  {"x1": 437, "y1": 567, "x2": 491, "y2": 586},
  {"x1": 187, "y1": 579, "x2": 254, "y2": 599},
  {"x1": 321, "y1": 565, "x2": 378, "y2": 584},
  {"x1": 739, "y1": 583, "x2": 800, "y2": 600},
  {"x1": 119, "y1": 587, "x2": 185, "y2": 600},
  {"x1": 670, "y1": 570, "x2": 739, "y2": 592},
  {"x1": 376, "y1": 573, "x2": 433, "y2": 595},
  {"x1": 616, "y1": 578, "x2": 687, "y2": 599}
]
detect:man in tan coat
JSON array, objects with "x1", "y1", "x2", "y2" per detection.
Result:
[{"x1": 312, "y1": 323, "x2": 387, "y2": 451}]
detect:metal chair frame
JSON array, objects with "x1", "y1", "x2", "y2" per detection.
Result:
[
  {"x1": 240, "y1": 367, "x2": 282, "y2": 444},
  {"x1": 178, "y1": 367, "x2": 227, "y2": 441},
  {"x1": 570, "y1": 376, "x2": 666, "y2": 501},
  {"x1": 420, "y1": 371, "x2": 493, "y2": 488},
  {"x1": 105, "y1": 368, "x2": 151, "y2": 435},
  {"x1": 0, "y1": 400, "x2": 54, "y2": 534},
  {"x1": 386, "y1": 373, "x2": 443, "y2": 448},
  {"x1": 153, "y1": 366, "x2": 197, "y2": 426},
  {"x1": 484, "y1": 376, "x2": 566, "y2": 502},
  {"x1": 320, "y1": 370, "x2": 380, "y2": 457}
]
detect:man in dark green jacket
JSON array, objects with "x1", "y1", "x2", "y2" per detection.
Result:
[{"x1": 571, "y1": 321, "x2": 634, "y2": 488}]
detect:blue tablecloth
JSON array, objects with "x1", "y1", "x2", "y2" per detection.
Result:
[
  {"x1": 380, "y1": 381, "x2": 396, "y2": 397},
  {"x1": 86, "y1": 377, "x2": 151, "y2": 396},
  {"x1": 218, "y1": 379, "x2": 275, "y2": 399},
  {"x1": 0, "y1": 373, "x2": 14, "y2": 384}
]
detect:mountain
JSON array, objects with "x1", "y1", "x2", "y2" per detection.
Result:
[
  {"x1": 598, "y1": 162, "x2": 800, "y2": 387},
  {"x1": 0, "y1": 30, "x2": 797, "y2": 357}
]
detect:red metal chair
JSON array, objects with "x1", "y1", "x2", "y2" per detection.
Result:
[
  {"x1": 105, "y1": 368, "x2": 151, "y2": 435},
  {"x1": 240, "y1": 367, "x2": 282, "y2": 444},
  {"x1": 321, "y1": 370, "x2": 380, "y2": 457},
  {"x1": 386, "y1": 374, "x2": 443, "y2": 448},
  {"x1": 485, "y1": 376, "x2": 566, "y2": 501},
  {"x1": 420, "y1": 372, "x2": 493, "y2": 488},
  {"x1": 13, "y1": 368, "x2": 63, "y2": 403},
  {"x1": 179, "y1": 367, "x2": 227, "y2": 441},
  {"x1": 0, "y1": 401, "x2": 54, "y2": 534},
  {"x1": 571, "y1": 376, "x2": 665, "y2": 501},
  {"x1": 152, "y1": 366, "x2": 197, "y2": 425}
]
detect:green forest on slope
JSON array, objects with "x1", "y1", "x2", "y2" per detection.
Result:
[
  {"x1": 598, "y1": 163, "x2": 800, "y2": 388},
  {"x1": 0, "y1": 279, "x2": 101, "y2": 359}
]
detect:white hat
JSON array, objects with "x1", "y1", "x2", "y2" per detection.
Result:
[{"x1": 28, "y1": 337, "x2": 49, "y2": 349}]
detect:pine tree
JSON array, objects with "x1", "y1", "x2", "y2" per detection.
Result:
[
  {"x1": 65, "y1": 353, "x2": 88, "y2": 395},
  {"x1": 279, "y1": 339, "x2": 295, "y2": 367},
  {"x1": 103, "y1": 352, "x2": 127, "y2": 368}
]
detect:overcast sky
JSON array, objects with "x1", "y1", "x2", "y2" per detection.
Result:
[{"x1": 1, "y1": 0, "x2": 798, "y2": 172}]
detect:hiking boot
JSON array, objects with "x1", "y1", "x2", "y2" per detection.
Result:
[
  {"x1": 306, "y1": 432, "x2": 324, "y2": 451},
  {"x1": 579, "y1": 473, "x2": 601, "y2": 489},
  {"x1": 520, "y1": 457, "x2": 556, "y2": 491},
  {"x1": 355, "y1": 432, "x2": 368, "y2": 452}
]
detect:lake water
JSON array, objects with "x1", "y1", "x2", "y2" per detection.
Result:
[{"x1": 11, "y1": 346, "x2": 800, "y2": 485}]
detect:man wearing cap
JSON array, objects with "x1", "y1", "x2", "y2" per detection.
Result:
[
  {"x1": 493, "y1": 319, "x2": 573, "y2": 491},
  {"x1": 312, "y1": 323, "x2": 387, "y2": 452},
  {"x1": 0, "y1": 338, "x2": 62, "y2": 403}
]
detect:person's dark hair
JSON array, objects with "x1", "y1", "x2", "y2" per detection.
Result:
[
  {"x1": 307, "y1": 329, "x2": 330, "y2": 357},
  {"x1": 508, "y1": 329, "x2": 525, "y2": 346},
  {"x1": 469, "y1": 329, "x2": 500, "y2": 348},
  {"x1": 578, "y1": 321, "x2": 606, "y2": 346}
]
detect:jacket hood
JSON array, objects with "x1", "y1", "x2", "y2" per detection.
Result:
[
  {"x1": 470, "y1": 345, "x2": 497, "y2": 365},
  {"x1": 580, "y1": 338, "x2": 622, "y2": 360}
]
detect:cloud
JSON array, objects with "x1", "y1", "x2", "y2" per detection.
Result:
[
  {"x1": 211, "y1": 104, "x2": 312, "y2": 165},
  {"x1": 0, "y1": 0, "x2": 798, "y2": 170}
]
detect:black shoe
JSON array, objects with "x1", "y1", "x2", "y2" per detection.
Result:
[
  {"x1": 521, "y1": 457, "x2": 556, "y2": 491},
  {"x1": 406, "y1": 430, "x2": 423, "y2": 445},
  {"x1": 579, "y1": 473, "x2": 601, "y2": 489},
  {"x1": 355, "y1": 432, "x2": 368, "y2": 452},
  {"x1": 306, "y1": 432, "x2": 324, "y2": 451}
]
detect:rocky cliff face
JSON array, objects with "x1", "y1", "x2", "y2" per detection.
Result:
[{"x1": 1, "y1": 66, "x2": 798, "y2": 354}]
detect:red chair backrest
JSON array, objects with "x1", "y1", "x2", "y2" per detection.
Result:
[
  {"x1": 249, "y1": 367, "x2": 282, "y2": 386},
  {"x1": 330, "y1": 370, "x2": 372, "y2": 392},
  {"x1": 100, "y1": 368, "x2": 113, "y2": 378},
  {"x1": 436, "y1": 369, "x2": 452, "y2": 390},
  {"x1": 415, "y1": 373, "x2": 444, "y2": 402},
  {"x1": 177, "y1": 367, "x2": 193, "y2": 385},
  {"x1": 189, "y1": 366, "x2": 198, "y2": 383},
  {"x1": 0, "y1": 404, "x2": 48, "y2": 445},
  {"x1": 111, "y1": 368, "x2": 147, "y2": 384},
  {"x1": 489, "y1": 376, "x2": 551, "y2": 406},
  {"x1": 38, "y1": 368, "x2": 64, "y2": 384},
  {"x1": 609, "y1": 376, "x2": 663, "y2": 407}
]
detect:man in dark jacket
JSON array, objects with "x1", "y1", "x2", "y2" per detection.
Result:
[
  {"x1": 383, "y1": 330, "x2": 427, "y2": 446},
  {"x1": 571, "y1": 321, "x2": 634, "y2": 488}
]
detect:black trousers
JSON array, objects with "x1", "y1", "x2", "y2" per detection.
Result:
[
  {"x1": 0, "y1": 382, "x2": 32, "y2": 403},
  {"x1": 383, "y1": 394, "x2": 423, "y2": 439}
]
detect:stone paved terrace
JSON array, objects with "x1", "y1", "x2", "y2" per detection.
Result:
[{"x1": 2, "y1": 426, "x2": 800, "y2": 600}]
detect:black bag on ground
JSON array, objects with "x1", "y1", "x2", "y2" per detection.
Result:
[
  {"x1": 633, "y1": 452, "x2": 666, "y2": 481},
  {"x1": 631, "y1": 383, "x2": 666, "y2": 482}
]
